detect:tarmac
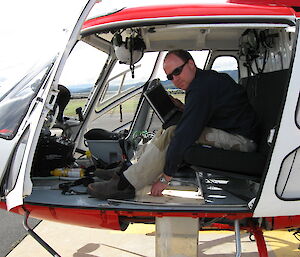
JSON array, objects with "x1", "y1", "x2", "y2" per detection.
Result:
[{"x1": 6, "y1": 220, "x2": 300, "y2": 257}]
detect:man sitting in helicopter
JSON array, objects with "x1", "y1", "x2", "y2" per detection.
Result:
[{"x1": 87, "y1": 49, "x2": 258, "y2": 199}]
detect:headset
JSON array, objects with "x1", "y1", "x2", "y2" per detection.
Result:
[
  {"x1": 239, "y1": 29, "x2": 278, "y2": 74},
  {"x1": 112, "y1": 31, "x2": 146, "y2": 78}
]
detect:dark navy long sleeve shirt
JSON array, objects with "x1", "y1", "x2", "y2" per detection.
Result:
[{"x1": 164, "y1": 69, "x2": 257, "y2": 177}]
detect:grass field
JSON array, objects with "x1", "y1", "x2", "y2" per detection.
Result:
[
  {"x1": 64, "y1": 93, "x2": 185, "y2": 117},
  {"x1": 64, "y1": 99, "x2": 87, "y2": 117}
]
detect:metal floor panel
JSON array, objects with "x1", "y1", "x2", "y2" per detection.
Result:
[{"x1": 24, "y1": 177, "x2": 253, "y2": 212}]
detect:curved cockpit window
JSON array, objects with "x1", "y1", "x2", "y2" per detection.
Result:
[{"x1": 0, "y1": 62, "x2": 53, "y2": 139}]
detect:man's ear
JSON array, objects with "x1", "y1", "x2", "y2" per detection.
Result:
[{"x1": 188, "y1": 59, "x2": 197, "y2": 71}]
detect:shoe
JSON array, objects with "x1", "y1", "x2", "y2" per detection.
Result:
[
  {"x1": 94, "y1": 161, "x2": 131, "y2": 180},
  {"x1": 87, "y1": 174, "x2": 135, "y2": 200},
  {"x1": 94, "y1": 166, "x2": 122, "y2": 180}
]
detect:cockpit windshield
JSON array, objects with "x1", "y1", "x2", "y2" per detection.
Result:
[{"x1": 0, "y1": 62, "x2": 54, "y2": 139}]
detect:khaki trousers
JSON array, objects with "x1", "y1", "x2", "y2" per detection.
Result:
[{"x1": 124, "y1": 126, "x2": 256, "y2": 190}]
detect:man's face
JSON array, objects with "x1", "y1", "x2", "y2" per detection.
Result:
[{"x1": 163, "y1": 54, "x2": 196, "y2": 91}]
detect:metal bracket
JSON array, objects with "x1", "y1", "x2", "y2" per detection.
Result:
[{"x1": 195, "y1": 171, "x2": 204, "y2": 197}]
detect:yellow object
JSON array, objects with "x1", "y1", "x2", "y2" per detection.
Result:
[
  {"x1": 85, "y1": 150, "x2": 94, "y2": 166},
  {"x1": 50, "y1": 168, "x2": 85, "y2": 178},
  {"x1": 85, "y1": 150, "x2": 92, "y2": 159}
]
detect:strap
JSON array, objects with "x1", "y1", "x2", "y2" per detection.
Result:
[
  {"x1": 59, "y1": 177, "x2": 94, "y2": 195},
  {"x1": 118, "y1": 138, "x2": 129, "y2": 161}
]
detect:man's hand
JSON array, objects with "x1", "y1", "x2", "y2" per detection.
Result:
[
  {"x1": 150, "y1": 174, "x2": 172, "y2": 196},
  {"x1": 150, "y1": 180, "x2": 168, "y2": 196},
  {"x1": 170, "y1": 95, "x2": 184, "y2": 111}
]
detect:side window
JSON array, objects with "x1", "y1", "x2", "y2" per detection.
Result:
[
  {"x1": 96, "y1": 52, "x2": 159, "y2": 111},
  {"x1": 211, "y1": 56, "x2": 239, "y2": 83},
  {"x1": 276, "y1": 147, "x2": 300, "y2": 200},
  {"x1": 59, "y1": 41, "x2": 108, "y2": 118},
  {"x1": 296, "y1": 94, "x2": 300, "y2": 128},
  {"x1": 90, "y1": 52, "x2": 159, "y2": 132},
  {"x1": 146, "y1": 109, "x2": 162, "y2": 132},
  {"x1": 93, "y1": 93, "x2": 142, "y2": 132}
]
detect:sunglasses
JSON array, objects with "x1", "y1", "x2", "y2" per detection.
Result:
[{"x1": 166, "y1": 60, "x2": 189, "y2": 81}]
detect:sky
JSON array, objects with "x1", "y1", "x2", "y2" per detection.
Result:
[
  {"x1": 0, "y1": 0, "x2": 231, "y2": 95},
  {"x1": 0, "y1": 0, "x2": 90, "y2": 97}
]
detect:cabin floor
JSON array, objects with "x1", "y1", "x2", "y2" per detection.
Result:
[{"x1": 24, "y1": 171, "x2": 258, "y2": 212}]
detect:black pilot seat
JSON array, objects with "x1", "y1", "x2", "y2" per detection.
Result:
[{"x1": 181, "y1": 69, "x2": 290, "y2": 183}]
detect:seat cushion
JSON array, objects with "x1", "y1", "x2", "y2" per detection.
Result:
[{"x1": 183, "y1": 145, "x2": 266, "y2": 177}]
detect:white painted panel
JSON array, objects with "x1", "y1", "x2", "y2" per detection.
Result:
[{"x1": 254, "y1": 21, "x2": 300, "y2": 217}]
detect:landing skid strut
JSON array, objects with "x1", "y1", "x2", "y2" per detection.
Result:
[{"x1": 22, "y1": 208, "x2": 61, "y2": 257}]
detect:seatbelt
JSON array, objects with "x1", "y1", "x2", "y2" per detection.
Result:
[
  {"x1": 118, "y1": 138, "x2": 132, "y2": 167},
  {"x1": 59, "y1": 176, "x2": 94, "y2": 195}
]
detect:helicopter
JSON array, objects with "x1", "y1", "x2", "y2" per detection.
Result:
[{"x1": 1, "y1": 0, "x2": 300, "y2": 256}]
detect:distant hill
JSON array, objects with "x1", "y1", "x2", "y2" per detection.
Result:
[
  {"x1": 67, "y1": 81, "x2": 175, "y2": 94},
  {"x1": 222, "y1": 69, "x2": 238, "y2": 82},
  {"x1": 161, "y1": 80, "x2": 175, "y2": 89},
  {"x1": 66, "y1": 69, "x2": 238, "y2": 94},
  {"x1": 67, "y1": 84, "x2": 93, "y2": 93}
]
